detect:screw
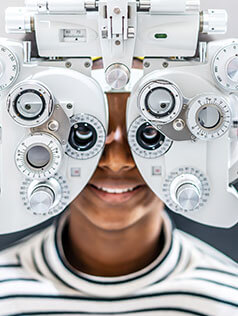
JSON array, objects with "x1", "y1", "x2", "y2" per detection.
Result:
[
  {"x1": 66, "y1": 103, "x2": 73, "y2": 109},
  {"x1": 48, "y1": 120, "x2": 59, "y2": 132},
  {"x1": 84, "y1": 61, "x2": 91, "y2": 68},
  {"x1": 144, "y1": 62, "x2": 150, "y2": 68},
  {"x1": 173, "y1": 119, "x2": 185, "y2": 131},
  {"x1": 65, "y1": 61, "x2": 72, "y2": 68},
  {"x1": 113, "y1": 7, "x2": 121, "y2": 14},
  {"x1": 25, "y1": 104, "x2": 31, "y2": 110},
  {"x1": 115, "y1": 40, "x2": 121, "y2": 46},
  {"x1": 163, "y1": 62, "x2": 169, "y2": 68}
]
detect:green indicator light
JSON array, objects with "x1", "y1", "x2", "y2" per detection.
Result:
[{"x1": 154, "y1": 33, "x2": 167, "y2": 39}]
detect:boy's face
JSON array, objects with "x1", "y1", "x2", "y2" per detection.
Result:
[{"x1": 69, "y1": 60, "x2": 163, "y2": 230}]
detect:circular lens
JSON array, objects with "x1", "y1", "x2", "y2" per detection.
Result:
[
  {"x1": 14, "y1": 90, "x2": 45, "y2": 120},
  {"x1": 69, "y1": 123, "x2": 97, "y2": 151},
  {"x1": 227, "y1": 57, "x2": 238, "y2": 82},
  {"x1": 198, "y1": 106, "x2": 221, "y2": 129},
  {"x1": 145, "y1": 87, "x2": 175, "y2": 118},
  {"x1": 137, "y1": 123, "x2": 164, "y2": 150},
  {"x1": 26, "y1": 145, "x2": 51, "y2": 169}
]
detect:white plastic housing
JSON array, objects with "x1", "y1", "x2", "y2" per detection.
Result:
[
  {"x1": 150, "y1": 0, "x2": 186, "y2": 13},
  {"x1": 25, "y1": 0, "x2": 86, "y2": 13},
  {"x1": 126, "y1": 39, "x2": 238, "y2": 228},
  {"x1": 0, "y1": 39, "x2": 108, "y2": 234}
]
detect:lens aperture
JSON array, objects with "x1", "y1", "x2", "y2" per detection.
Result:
[
  {"x1": 145, "y1": 87, "x2": 175, "y2": 118},
  {"x1": 198, "y1": 106, "x2": 221, "y2": 130},
  {"x1": 69, "y1": 123, "x2": 97, "y2": 151},
  {"x1": 14, "y1": 90, "x2": 45, "y2": 120},
  {"x1": 137, "y1": 123, "x2": 164, "y2": 150},
  {"x1": 227, "y1": 57, "x2": 238, "y2": 82},
  {"x1": 26, "y1": 145, "x2": 51, "y2": 169}
]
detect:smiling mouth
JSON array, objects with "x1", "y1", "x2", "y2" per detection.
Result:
[{"x1": 89, "y1": 184, "x2": 143, "y2": 194}]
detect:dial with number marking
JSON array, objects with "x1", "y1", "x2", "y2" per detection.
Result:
[
  {"x1": 163, "y1": 167, "x2": 210, "y2": 212},
  {"x1": 186, "y1": 95, "x2": 231, "y2": 140},
  {"x1": 15, "y1": 133, "x2": 63, "y2": 180},
  {"x1": 66, "y1": 113, "x2": 106, "y2": 160},
  {"x1": 212, "y1": 42, "x2": 238, "y2": 92},
  {"x1": 128, "y1": 116, "x2": 172, "y2": 159},
  {"x1": 0, "y1": 45, "x2": 19, "y2": 91},
  {"x1": 20, "y1": 174, "x2": 70, "y2": 216}
]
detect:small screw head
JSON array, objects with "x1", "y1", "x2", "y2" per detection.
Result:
[
  {"x1": 113, "y1": 7, "x2": 121, "y2": 14},
  {"x1": 48, "y1": 120, "x2": 59, "y2": 132},
  {"x1": 115, "y1": 40, "x2": 121, "y2": 46},
  {"x1": 84, "y1": 61, "x2": 91, "y2": 68},
  {"x1": 66, "y1": 103, "x2": 73, "y2": 109},
  {"x1": 163, "y1": 62, "x2": 169, "y2": 68},
  {"x1": 173, "y1": 119, "x2": 185, "y2": 131},
  {"x1": 65, "y1": 62, "x2": 72, "y2": 68},
  {"x1": 144, "y1": 62, "x2": 150, "y2": 68}
]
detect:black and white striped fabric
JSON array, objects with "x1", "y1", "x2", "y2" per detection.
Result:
[{"x1": 0, "y1": 211, "x2": 237, "y2": 316}]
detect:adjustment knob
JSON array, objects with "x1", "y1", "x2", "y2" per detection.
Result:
[
  {"x1": 29, "y1": 186, "x2": 55, "y2": 214},
  {"x1": 105, "y1": 63, "x2": 130, "y2": 90},
  {"x1": 176, "y1": 183, "x2": 201, "y2": 210},
  {"x1": 5, "y1": 7, "x2": 33, "y2": 34},
  {"x1": 170, "y1": 174, "x2": 202, "y2": 211},
  {"x1": 201, "y1": 10, "x2": 227, "y2": 34}
]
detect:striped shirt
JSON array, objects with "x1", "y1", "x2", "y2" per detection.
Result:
[{"x1": 0, "y1": 211, "x2": 237, "y2": 316}]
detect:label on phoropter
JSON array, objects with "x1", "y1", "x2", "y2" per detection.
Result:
[{"x1": 62, "y1": 29, "x2": 87, "y2": 42}]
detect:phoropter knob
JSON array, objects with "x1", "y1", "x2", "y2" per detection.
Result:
[
  {"x1": 201, "y1": 9, "x2": 228, "y2": 35},
  {"x1": 105, "y1": 63, "x2": 130, "y2": 90},
  {"x1": 176, "y1": 183, "x2": 201, "y2": 211},
  {"x1": 29, "y1": 186, "x2": 55, "y2": 214},
  {"x1": 170, "y1": 174, "x2": 202, "y2": 211}
]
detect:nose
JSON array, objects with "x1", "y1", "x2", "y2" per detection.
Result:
[{"x1": 98, "y1": 93, "x2": 136, "y2": 174}]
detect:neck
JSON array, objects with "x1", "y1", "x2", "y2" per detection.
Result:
[{"x1": 62, "y1": 205, "x2": 164, "y2": 277}]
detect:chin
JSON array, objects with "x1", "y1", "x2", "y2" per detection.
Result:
[
  {"x1": 83, "y1": 208, "x2": 146, "y2": 232},
  {"x1": 70, "y1": 186, "x2": 161, "y2": 231}
]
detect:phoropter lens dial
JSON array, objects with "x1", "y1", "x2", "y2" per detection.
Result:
[
  {"x1": 212, "y1": 41, "x2": 238, "y2": 92},
  {"x1": 0, "y1": 45, "x2": 19, "y2": 91},
  {"x1": 20, "y1": 174, "x2": 70, "y2": 216},
  {"x1": 186, "y1": 95, "x2": 231, "y2": 140},
  {"x1": 7, "y1": 81, "x2": 54, "y2": 127},
  {"x1": 128, "y1": 116, "x2": 172, "y2": 159},
  {"x1": 66, "y1": 113, "x2": 106, "y2": 160},
  {"x1": 14, "y1": 89, "x2": 46, "y2": 120},
  {"x1": 145, "y1": 87, "x2": 175, "y2": 118},
  {"x1": 15, "y1": 133, "x2": 63, "y2": 179},
  {"x1": 163, "y1": 167, "x2": 210, "y2": 212},
  {"x1": 138, "y1": 80, "x2": 183, "y2": 124}
]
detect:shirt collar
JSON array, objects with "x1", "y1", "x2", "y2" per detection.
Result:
[{"x1": 37, "y1": 209, "x2": 182, "y2": 297}]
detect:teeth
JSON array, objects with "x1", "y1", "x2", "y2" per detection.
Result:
[{"x1": 97, "y1": 187, "x2": 137, "y2": 194}]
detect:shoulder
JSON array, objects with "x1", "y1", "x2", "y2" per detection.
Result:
[
  {"x1": 160, "y1": 229, "x2": 238, "y2": 315},
  {"x1": 175, "y1": 228, "x2": 237, "y2": 272},
  {"x1": 0, "y1": 227, "x2": 58, "y2": 298}
]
